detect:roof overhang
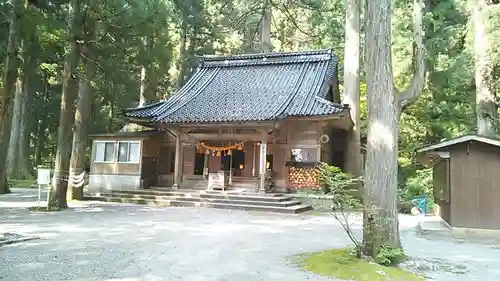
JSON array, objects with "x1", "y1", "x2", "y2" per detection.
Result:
[
  {"x1": 416, "y1": 135, "x2": 500, "y2": 153},
  {"x1": 125, "y1": 111, "x2": 352, "y2": 131},
  {"x1": 416, "y1": 151, "x2": 450, "y2": 167},
  {"x1": 286, "y1": 112, "x2": 353, "y2": 130},
  {"x1": 415, "y1": 134, "x2": 500, "y2": 167},
  {"x1": 89, "y1": 130, "x2": 161, "y2": 139}
]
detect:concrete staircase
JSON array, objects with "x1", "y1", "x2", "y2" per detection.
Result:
[{"x1": 84, "y1": 189, "x2": 312, "y2": 214}]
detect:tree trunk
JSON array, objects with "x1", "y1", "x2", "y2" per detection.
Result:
[
  {"x1": 139, "y1": 36, "x2": 148, "y2": 106},
  {"x1": 471, "y1": 0, "x2": 496, "y2": 136},
  {"x1": 35, "y1": 80, "x2": 48, "y2": 167},
  {"x1": 145, "y1": 35, "x2": 158, "y2": 101},
  {"x1": 67, "y1": 59, "x2": 94, "y2": 201},
  {"x1": 177, "y1": 17, "x2": 188, "y2": 87},
  {"x1": 0, "y1": 0, "x2": 25, "y2": 194},
  {"x1": 259, "y1": 0, "x2": 272, "y2": 52},
  {"x1": 343, "y1": 0, "x2": 362, "y2": 188},
  {"x1": 139, "y1": 66, "x2": 147, "y2": 106},
  {"x1": 49, "y1": 0, "x2": 83, "y2": 209},
  {"x1": 7, "y1": 24, "x2": 38, "y2": 180},
  {"x1": 362, "y1": 0, "x2": 401, "y2": 256},
  {"x1": 362, "y1": 0, "x2": 425, "y2": 258}
]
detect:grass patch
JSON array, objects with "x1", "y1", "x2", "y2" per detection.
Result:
[
  {"x1": 9, "y1": 180, "x2": 35, "y2": 188},
  {"x1": 28, "y1": 206, "x2": 64, "y2": 212},
  {"x1": 298, "y1": 248, "x2": 423, "y2": 281}
]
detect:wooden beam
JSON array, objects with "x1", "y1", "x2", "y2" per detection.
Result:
[
  {"x1": 181, "y1": 133, "x2": 264, "y2": 142},
  {"x1": 179, "y1": 122, "x2": 276, "y2": 129}
]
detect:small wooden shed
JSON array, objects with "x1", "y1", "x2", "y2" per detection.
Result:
[{"x1": 417, "y1": 135, "x2": 500, "y2": 230}]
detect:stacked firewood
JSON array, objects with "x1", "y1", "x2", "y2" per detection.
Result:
[{"x1": 288, "y1": 167, "x2": 319, "y2": 188}]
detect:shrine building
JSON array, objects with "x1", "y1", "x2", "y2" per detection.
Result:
[{"x1": 88, "y1": 49, "x2": 354, "y2": 193}]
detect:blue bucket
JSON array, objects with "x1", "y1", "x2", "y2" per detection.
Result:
[{"x1": 411, "y1": 194, "x2": 427, "y2": 215}]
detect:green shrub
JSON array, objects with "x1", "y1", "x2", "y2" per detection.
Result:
[
  {"x1": 375, "y1": 245, "x2": 407, "y2": 266},
  {"x1": 316, "y1": 163, "x2": 363, "y2": 255}
]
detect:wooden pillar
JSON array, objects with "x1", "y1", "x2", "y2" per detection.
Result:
[
  {"x1": 203, "y1": 152, "x2": 209, "y2": 180},
  {"x1": 173, "y1": 130, "x2": 183, "y2": 188},
  {"x1": 258, "y1": 133, "x2": 267, "y2": 192},
  {"x1": 243, "y1": 143, "x2": 253, "y2": 177},
  {"x1": 252, "y1": 143, "x2": 257, "y2": 177}
]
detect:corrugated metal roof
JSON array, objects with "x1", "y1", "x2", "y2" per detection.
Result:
[{"x1": 124, "y1": 49, "x2": 348, "y2": 124}]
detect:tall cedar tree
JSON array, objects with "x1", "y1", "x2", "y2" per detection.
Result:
[
  {"x1": 362, "y1": 0, "x2": 425, "y2": 257},
  {"x1": 343, "y1": 0, "x2": 362, "y2": 192},
  {"x1": 471, "y1": 0, "x2": 496, "y2": 136},
  {"x1": 49, "y1": 0, "x2": 84, "y2": 208},
  {"x1": 0, "y1": 0, "x2": 25, "y2": 194}
]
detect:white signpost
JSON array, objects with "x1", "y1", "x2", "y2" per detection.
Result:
[
  {"x1": 37, "y1": 168, "x2": 51, "y2": 207},
  {"x1": 207, "y1": 171, "x2": 225, "y2": 190}
]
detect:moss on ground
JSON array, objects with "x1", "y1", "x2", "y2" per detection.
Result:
[
  {"x1": 28, "y1": 206, "x2": 64, "y2": 212},
  {"x1": 298, "y1": 248, "x2": 424, "y2": 281},
  {"x1": 9, "y1": 180, "x2": 35, "y2": 188}
]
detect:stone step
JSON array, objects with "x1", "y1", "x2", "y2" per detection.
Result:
[
  {"x1": 101, "y1": 191, "x2": 300, "y2": 208},
  {"x1": 176, "y1": 196, "x2": 301, "y2": 208},
  {"x1": 202, "y1": 189, "x2": 283, "y2": 197},
  {"x1": 109, "y1": 189, "x2": 192, "y2": 197},
  {"x1": 101, "y1": 192, "x2": 200, "y2": 201},
  {"x1": 90, "y1": 196, "x2": 312, "y2": 214},
  {"x1": 199, "y1": 192, "x2": 289, "y2": 202}
]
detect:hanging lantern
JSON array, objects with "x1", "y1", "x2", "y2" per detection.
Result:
[
  {"x1": 238, "y1": 145, "x2": 243, "y2": 151},
  {"x1": 227, "y1": 149, "x2": 232, "y2": 156},
  {"x1": 205, "y1": 149, "x2": 210, "y2": 155},
  {"x1": 216, "y1": 151, "x2": 221, "y2": 157}
]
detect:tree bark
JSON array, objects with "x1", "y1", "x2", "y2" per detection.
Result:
[
  {"x1": 7, "y1": 22, "x2": 38, "y2": 180},
  {"x1": 139, "y1": 36, "x2": 157, "y2": 106},
  {"x1": 139, "y1": 36, "x2": 148, "y2": 106},
  {"x1": 362, "y1": 0, "x2": 425, "y2": 258},
  {"x1": 67, "y1": 59, "x2": 94, "y2": 201},
  {"x1": 139, "y1": 66, "x2": 147, "y2": 106},
  {"x1": 177, "y1": 17, "x2": 188, "y2": 87},
  {"x1": 259, "y1": 0, "x2": 272, "y2": 52},
  {"x1": 0, "y1": 0, "x2": 25, "y2": 194},
  {"x1": 470, "y1": 0, "x2": 496, "y2": 136},
  {"x1": 343, "y1": 0, "x2": 362, "y2": 188},
  {"x1": 49, "y1": 0, "x2": 83, "y2": 209},
  {"x1": 35, "y1": 80, "x2": 49, "y2": 167}
]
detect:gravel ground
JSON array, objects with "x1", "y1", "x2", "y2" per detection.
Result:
[{"x1": 1, "y1": 188, "x2": 500, "y2": 281}]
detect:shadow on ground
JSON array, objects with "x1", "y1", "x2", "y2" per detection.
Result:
[{"x1": 1, "y1": 188, "x2": 500, "y2": 281}]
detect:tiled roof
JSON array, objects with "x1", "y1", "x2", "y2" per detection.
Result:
[{"x1": 124, "y1": 49, "x2": 348, "y2": 124}]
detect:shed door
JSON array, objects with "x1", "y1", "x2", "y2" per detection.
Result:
[{"x1": 433, "y1": 159, "x2": 451, "y2": 225}]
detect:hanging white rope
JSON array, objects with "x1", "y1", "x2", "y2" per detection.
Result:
[{"x1": 69, "y1": 171, "x2": 86, "y2": 188}]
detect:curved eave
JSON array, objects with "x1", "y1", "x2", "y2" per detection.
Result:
[{"x1": 124, "y1": 110, "x2": 352, "y2": 131}]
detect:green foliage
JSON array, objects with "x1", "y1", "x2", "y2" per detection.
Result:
[
  {"x1": 375, "y1": 245, "x2": 407, "y2": 266},
  {"x1": 316, "y1": 162, "x2": 362, "y2": 211},
  {"x1": 316, "y1": 162, "x2": 363, "y2": 255},
  {"x1": 0, "y1": 0, "x2": 497, "y2": 200},
  {"x1": 398, "y1": 168, "x2": 434, "y2": 213},
  {"x1": 8, "y1": 180, "x2": 35, "y2": 188},
  {"x1": 299, "y1": 248, "x2": 423, "y2": 281}
]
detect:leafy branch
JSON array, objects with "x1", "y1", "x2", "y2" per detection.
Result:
[{"x1": 316, "y1": 162, "x2": 364, "y2": 257}]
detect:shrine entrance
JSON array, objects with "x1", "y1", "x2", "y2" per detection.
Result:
[{"x1": 221, "y1": 149, "x2": 245, "y2": 176}]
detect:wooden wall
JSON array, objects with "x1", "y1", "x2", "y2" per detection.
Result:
[
  {"x1": 89, "y1": 136, "x2": 143, "y2": 191},
  {"x1": 447, "y1": 142, "x2": 500, "y2": 230},
  {"x1": 280, "y1": 120, "x2": 322, "y2": 189},
  {"x1": 90, "y1": 137, "x2": 142, "y2": 176},
  {"x1": 433, "y1": 159, "x2": 451, "y2": 225}
]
